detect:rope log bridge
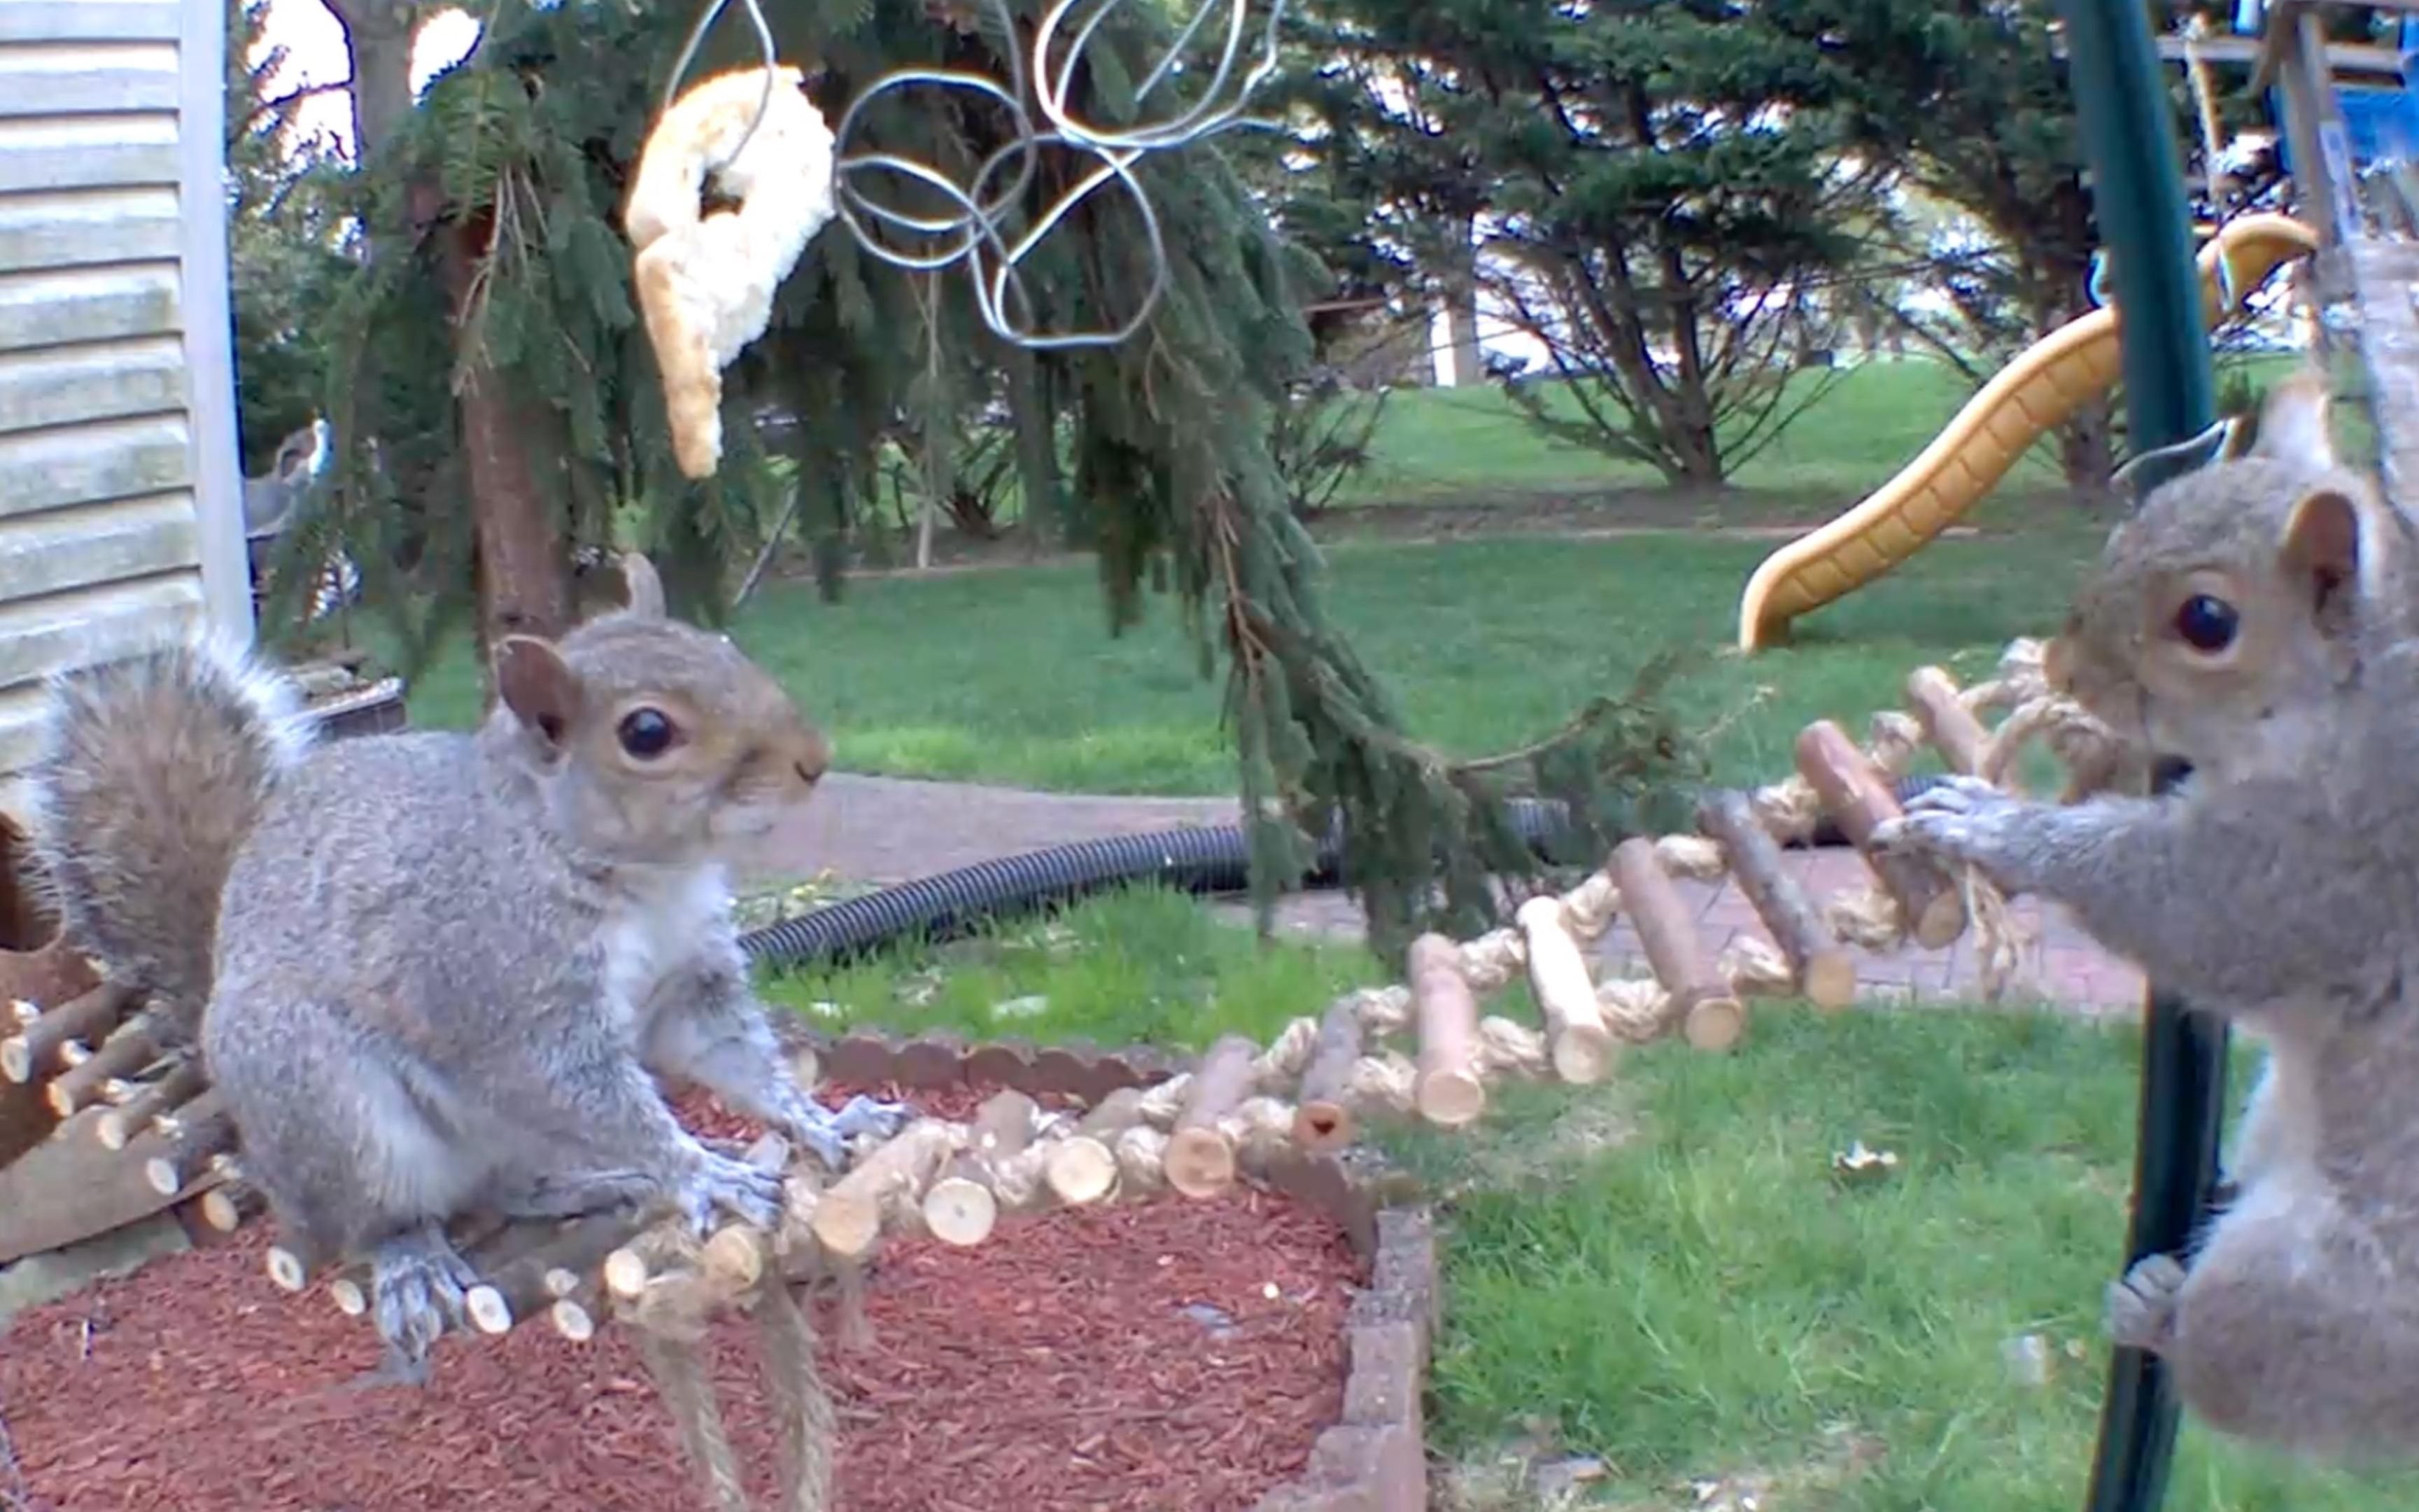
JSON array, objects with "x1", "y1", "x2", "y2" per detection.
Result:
[{"x1": 0, "y1": 636, "x2": 2126, "y2": 1509}]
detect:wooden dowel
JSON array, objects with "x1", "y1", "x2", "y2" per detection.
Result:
[
  {"x1": 696, "y1": 1140, "x2": 791, "y2": 1299},
  {"x1": 1164, "y1": 1035, "x2": 1257, "y2": 1199},
  {"x1": 702, "y1": 1132, "x2": 789, "y2": 1299},
  {"x1": 199, "y1": 1180, "x2": 265, "y2": 1234},
  {"x1": 773, "y1": 1172, "x2": 824, "y2": 1278},
  {"x1": 1290, "y1": 996, "x2": 1365, "y2": 1152},
  {"x1": 1, "y1": 981, "x2": 137, "y2": 1084},
  {"x1": 924, "y1": 1087, "x2": 1039, "y2": 1246},
  {"x1": 1696, "y1": 789, "x2": 1856, "y2": 1012},
  {"x1": 1409, "y1": 933, "x2": 1485, "y2": 1125},
  {"x1": 971, "y1": 1089, "x2": 1036, "y2": 1157},
  {"x1": 1610, "y1": 838, "x2": 1745, "y2": 1052},
  {"x1": 46, "y1": 1015, "x2": 163, "y2": 1117},
  {"x1": 551, "y1": 1292, "x2": 600, "y2": 1343},
  {"x1": 810, "y1": 1117, "x2": 959, "y2": 1260},
  {"x1": 329, "y1": 1271, "x2": 369, "y2": 1317},
  {"x1": 1045, "y1": 1086, "x2": 1144, "y2": 1206},
  {"x1": 450, "y1": 1219, "x2": 553, "y2": 1325},
  {"x1": 699, "y1": 1222, "x2": 768, "y2": 1296},
  {"x1": 1794, "y1": 720, "x2": 1966, "y2": 949},
  {"x1": 467, "y1": 1210, "x2": 656, "y2": 1335},
  {"x1": 596, "y1": 1131, "x2": 791, "y2": 1315},
  {"x1": 143, "y1": 1089, "x2": 235, "y2": 1197},
  {"x1": 1905, "y1": 666, "x2": 1990, "y2": 777},
  {"x1": 93, "y1": 1054, "x2": 204, "y2": 1148},
  {"x1": 1515, "y1": 896, "x2": 1618, "y2": 1083},
  {"x1": 603, "y1": 1227, "x2": 698, "y2": 1305},
  {"x1": 1075, "y1": 1085, "x2": 1148, "y2": 1140},
  {"x1": 266, "y1": 1243, "x2": 318, "y2": 1294}
]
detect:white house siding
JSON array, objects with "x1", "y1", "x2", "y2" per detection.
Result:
[{"x1": 0, "y1": 0, "x2": 251, "y2": 827}]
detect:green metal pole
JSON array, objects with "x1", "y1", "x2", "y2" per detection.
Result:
[{"x1": 2052, "y1": 4, "x2": 2234, "y2": 1512}]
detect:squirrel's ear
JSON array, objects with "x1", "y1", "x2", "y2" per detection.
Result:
[
  {"x1": 495, "y1": 635, "x2": 584, "y2": 754},
  {"x1": 2280, "y1": 488, "x2": 2365, "y2": 630},
  {"x1": 2251, "y1": 372, "x2": 2336, "y2": 469},
  {"x1": 621, "y1": 553, "x2": 666, "y2": 619}
]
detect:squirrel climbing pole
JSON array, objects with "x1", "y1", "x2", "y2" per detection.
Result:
[{"x1": 2053, "y1": 3, "x2": 2232, "y2": 1511}]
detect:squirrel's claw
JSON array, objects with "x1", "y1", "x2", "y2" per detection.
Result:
[
  {"x1": 1874, "y1": 777, "x2": 2024, "y2": 865},
  {"x1": 1903, "y1": 774, "x2": 2003, "y2": 816},
  {"x1": 679, "y1": 1149, "x2": 784, "y2": 1233},
  {"x1": 830, "y1": 1094, "x2": 908, "y2": 1141},
  {"x1": 780, "y1": 1093, "x2": 908, "y2": 1173},
  {"x1": 369, "y1": 1227, "x2": 479, "y2": 1369}
]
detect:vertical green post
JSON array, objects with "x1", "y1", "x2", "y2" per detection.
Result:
[{"x1": 2050, "y1": 4, "x2": 2234, "y2": 1512}]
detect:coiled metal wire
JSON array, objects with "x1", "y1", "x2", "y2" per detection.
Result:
[{"x1": 660, "y1": 0, "x2": 1285, "y2": 350}]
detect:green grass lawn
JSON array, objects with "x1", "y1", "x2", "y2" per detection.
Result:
[
  {"x1": 757, "y1": 884, "x2": 2418, "y2": 1511},
  {"x1": 757, "y1": 884, "x2": 1385, "y2": 1049},
  {"x1": 403, "y1": 522, "x2": 2106, "y2": 796},
  {"x1": 1338, "y1": 351, "x2": 2295, "y2": 509},
  {"x1": 1342, "y1": 358, "x2": 2059, "y2": 507}
]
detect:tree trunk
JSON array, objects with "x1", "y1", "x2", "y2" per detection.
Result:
[
  {"x1": 348, "y1": 0, "x2": 568, "y2": 679},
  {"x1": 2060, "y1": 397, "x2": 2117, "y2": 495},
  {"x1": 442, "y1": 215, "x2": 572, "y2": 668},
  {"x1": 320, "y1": 0, "x2": 419, "y2": 167},
  {"x1": 2037, "y1": 233, "x2": 2113, "y2": 497},
  {"x1": 1439, "y1": 215, "x2": 1483, "y2": 386},
  {"x1": 1667, "y1": 408, "x2": 1724, "y2": 488}
]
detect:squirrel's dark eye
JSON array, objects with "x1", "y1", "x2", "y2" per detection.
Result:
[
  {"x1": 2172, "y1": 594, "x2": 2239, "y2": 653},
  {"x1": 617, "y1": 707, "x2": 678, "y2": 759}
]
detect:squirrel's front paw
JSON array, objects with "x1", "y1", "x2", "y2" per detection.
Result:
[
  {"x1": 1872, "y1": 776, "x2": 2029, "y2": 871},
  {"x1": 783, "y1": 1093, "x2": 908, "y2": 1171},
  {"x1": 675, "y1": 1149, "x2": 784, "y2": 1233},
  {"x1": 2106, "y1": 1252, "x2": 2189, "y2": 1352}
]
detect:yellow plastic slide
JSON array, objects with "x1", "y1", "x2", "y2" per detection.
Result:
[{"x1": 1735, "y1": 212, "x2": 2322, "y2": 652}]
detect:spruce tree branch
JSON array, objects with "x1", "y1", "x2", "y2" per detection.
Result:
[
  {"x1": 1448, "y1": 697, "x2": 1629, "y2": 777},
  {"x1": 246, "y1": 80, "x2": 351, "y2": 129}
]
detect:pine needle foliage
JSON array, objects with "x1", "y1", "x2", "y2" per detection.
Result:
[{"x1": 315, "y1": 0, "x2": 1707, "y2": 956}]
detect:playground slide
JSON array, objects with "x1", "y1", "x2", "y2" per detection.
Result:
[{"x1": 1734, "y1": 212, "x2": 2322, "y2": 651}]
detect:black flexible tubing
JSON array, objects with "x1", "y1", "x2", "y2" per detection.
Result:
[{"x1": 740, "y1": 774, "x2": 1949, "y2": 970}]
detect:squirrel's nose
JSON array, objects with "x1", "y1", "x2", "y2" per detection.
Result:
[{"x1": 792, "y1": 726, "x2": 831, "y2": 786}]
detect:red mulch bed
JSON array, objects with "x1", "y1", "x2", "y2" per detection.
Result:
[{"x1": 0, "y1": 1080, "x2": 1362, "y2": 1512}]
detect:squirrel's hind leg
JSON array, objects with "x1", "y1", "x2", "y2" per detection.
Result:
[
  {"x1": 365, "y1": 1220, "x2": 479, "y2": 1376},
  {"x1": 207, "y1": 994, "x2": 491, "y2": 1366},
  {"x1": 2133, "y1": 1182, "x2": 2419, "y2": 1460}
]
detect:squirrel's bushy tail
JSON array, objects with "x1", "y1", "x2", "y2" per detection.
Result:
[{"x1": 21, "y1": 637, "x2": 314, "y2": 1032}]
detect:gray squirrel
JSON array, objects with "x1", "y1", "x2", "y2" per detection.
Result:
[
  {"x1": 22, "y1": 555, "x2": 903, "y2": 1379},
  {"x1": 1875, "y1": 371, "x2": 2419, "y2": 1461}
]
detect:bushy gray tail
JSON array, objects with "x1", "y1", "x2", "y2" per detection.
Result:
[{"x1": 20, "y1": 637, "x2": 313, "y2": 1036}]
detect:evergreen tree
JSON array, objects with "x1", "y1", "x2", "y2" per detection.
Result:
[
  {"x1": 316, "y1": 0, "x2": 1707, "y2": 954},
  {"x1": 1756, "y1": 0, "x2": 2260, "y2": 488},
  {"x1": 1271, "y1": 0, "x2": 1886, "y2": 487}
]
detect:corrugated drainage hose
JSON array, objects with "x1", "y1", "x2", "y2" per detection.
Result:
[{"x1": 740, "y1": 775, "x2": 1948, "y2": 968}]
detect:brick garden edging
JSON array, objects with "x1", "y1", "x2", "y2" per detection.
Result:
[{"x1": 798, "y1": 1027, "x2": 1439, "y2": 1512}]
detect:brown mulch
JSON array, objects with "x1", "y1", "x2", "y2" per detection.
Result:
[{"x1": 0, "y1": 1082, "x2": 1362, "y2": 1512}]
